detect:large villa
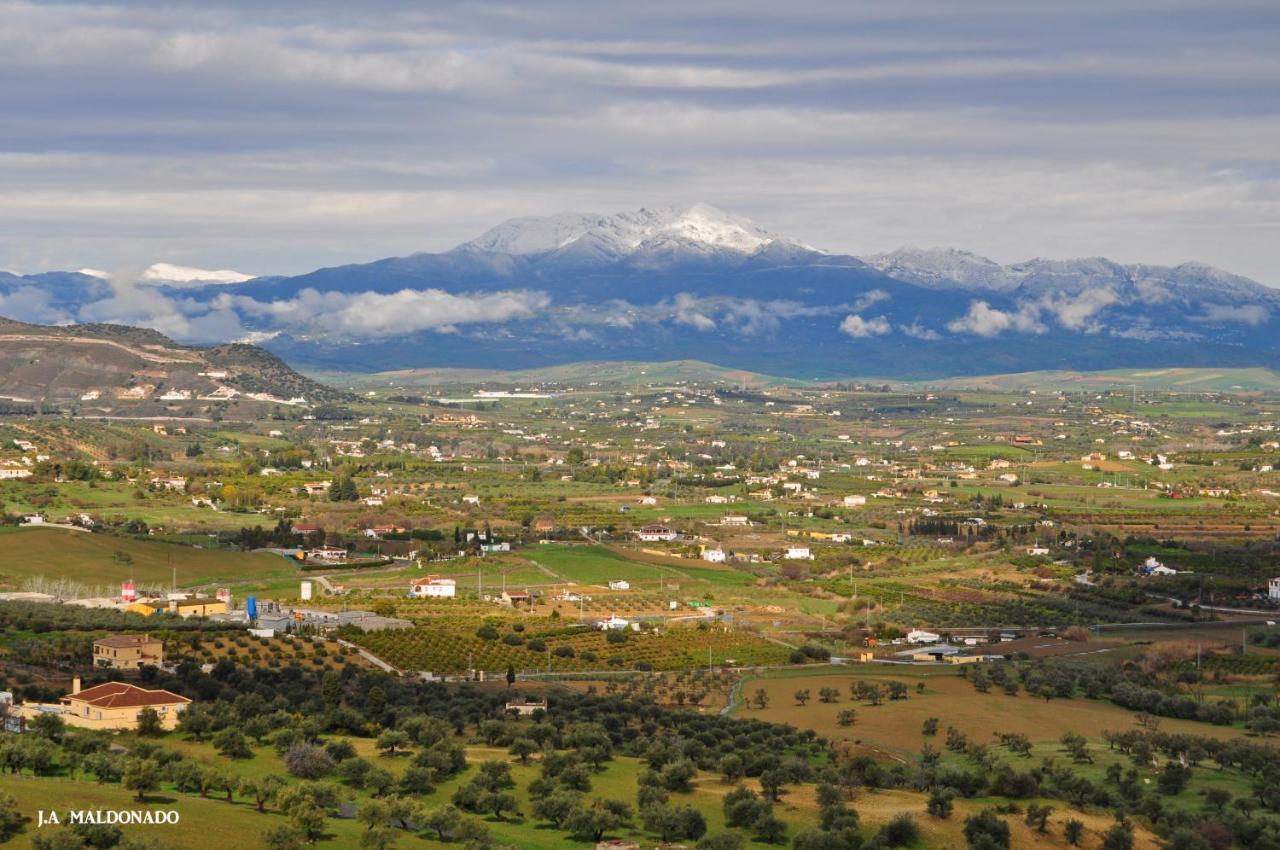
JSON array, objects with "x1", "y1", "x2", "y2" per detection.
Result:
[{"x1": 10, "y1": 676, "x2": 191, "y2": 732}]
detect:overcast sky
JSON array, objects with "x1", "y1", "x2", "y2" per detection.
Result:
[{"x1": 2, "y1": 0, "x2": 1278, "y2": 284}]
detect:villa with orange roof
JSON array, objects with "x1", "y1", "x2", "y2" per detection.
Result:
[{"x1": 11, "y1": 676, "x2": 190, "y2": 731}]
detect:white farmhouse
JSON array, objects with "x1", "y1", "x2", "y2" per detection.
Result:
[{"x1": 410, "y1": 576, "x2": 457, "y2": 598}]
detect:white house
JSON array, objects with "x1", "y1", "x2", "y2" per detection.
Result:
[
  {"x1": 636, "y1": 524, "x2": 677, "y2": 542},
  {"x1": 1270, "y1": 577, "x2": 1280, "y2": 601},
  {"x1": 720, "y1": 514, "x2": 751, "y2": 526},
  {"x1": 1142, "y1": 556, "x2": 1177, "y2": 576},
  {"x1": 907, "y1": 629, "x2": 941, "y2": 644},
  {"x1": 842, "y1": 495, "x2": 866, "y2": 507},
  {"x1": 600, "y1": 614, "x2": 631, "y2": 631},
  {"x1": 784, "y1": 546, "x2": 813, "y2": 560},
  {"x1": 410, "y1": 576, "x2": 456, "y2": 598},
  {"x1": 702, "y1": 548, "x2": 727, "y2": 563},
  {"x1": 1026, "y1": 547, "x2": 1050, "y2": 556},
  {"x1": 607, "y1": 580, "x2": 631, "y2": 591}
]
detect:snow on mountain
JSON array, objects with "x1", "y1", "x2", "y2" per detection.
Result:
[
  {"x1": 140, "y1": 263, "x2": 253, "y2": 285},
  {"x1": 861, "y1": 249, "x2": 1278, "y2": 302},
  {"x1": 76, "y1": 268, "x2": 112, "y2": 280},
  {"x1": 860, "y1": 247, "x2": 1022, "y2": 291},
  {"x1": 458, "y1": 203, "x2": 788, "y2": 258}
]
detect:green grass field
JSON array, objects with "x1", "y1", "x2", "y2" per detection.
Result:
[{"x1": 0, "y1": 527, "x2": 296, "y2": 590}]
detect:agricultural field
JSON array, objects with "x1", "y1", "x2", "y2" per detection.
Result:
[
  {"x1": 0, "y1": 527, "x2": 295, "y2": 592},
  {"x1": 2, "y1": 375, "x2": 1280, "y2": 848}
]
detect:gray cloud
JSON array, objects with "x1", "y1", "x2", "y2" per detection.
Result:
[
  {"x1": 0, "y1": 1, "x2": 1277, "y2": 283},
  {"x1": 1191, "y1": 303, "x2": 1270, "y2": 325}
]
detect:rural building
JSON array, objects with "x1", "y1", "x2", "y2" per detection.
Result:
[
  {"x1": 500, "y1": 590, "x2": 531, "y2": 606},
  {"x1": 600, "y1": 614, "x2": 631, "y2": 631},
  {"x1": 595, "y1": 841, "x2": 640, "y2": 850},
  {"x1": 906, "y1": 629, "x2": 941, "y2": 644},
  {"x1": 608, "y1": 580, "x2": 631, "y2": 591},
  {"x1": 307, "y1": 546, "x2": 347, "y2": 561},
  {"x1": 720, "y1": 514, "x2": 751, "y2": 526},
  {"x1": 842, "y1": 495, "x2": 866, "y2": 507},
  {"x1": 93, "y1": 634, "x2": 163, "y2": 670},
  {"x1": 1270, "y1": 577, "x2": 1280, "y2": 601},
  {"x1": 636, "y1": 524, "x2": 678, "y2": 542},
  {"x1": 12, "y1": 677, "x2": 190, "y2": 731},
  {"x1": 504, "y1": 698, "x2": 548, "y2": 716},
  {"x1": 702, "y1": 548, "x2": 727, "y2": 563},
  {"x1": 784, "y1": 546, "x2": 813, "y2": 560},
  {"x1": 409, "y1": 576, "x2": 456, "y2": 598},
  {"x1": 123, "y1": 597, "x2": 228, "y2": 618}
]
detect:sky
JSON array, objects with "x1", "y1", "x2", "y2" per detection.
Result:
[{"x1": 1, "y1": 0, "x2": 1278, "y2": 284}]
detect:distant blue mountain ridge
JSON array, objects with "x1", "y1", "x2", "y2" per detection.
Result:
[{"x1": 2, "y1": 204, "x2": 1277, "y2": 378}]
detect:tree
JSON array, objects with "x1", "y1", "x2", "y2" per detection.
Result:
[
  {"x1": 1024, "y1": 803, "x2": 1052, "y2": 833},
  {"x1": 1100, "y1": 823, "x2": 1134, "y2": 850},
  {"x1": 751, "y1": 810, "x2": 787, "y2": 845},
  {"x1": 329, "y1": 473, "x2": 359, "y2": 501},
  {"x1": 752, "y1": 688, "x2": 770, "y2": 709},
  {"x1": 836, "y1": 709, "x2": 857, "y2": 727},
  {"x1": 505, "y1": 664, "x2": 516, "y2": 687},
  {"x1": 284, "y1": 743, "x2": 335, "y2": 779},
  {"x1": 719, "y1": 754, "x2": 745, "y2": 784},
  {"x1": 533, "y1": 790, "x2": 583, "y2": 829},
  {"x1": 794, "y1": 689, "x2": 810, "y2": 706},
  {"x1": 642, "y1": 803, "x2": 707, "y2": 843},
  {"x1": 565, "y1": 798, "x2": 632, "y2": 843},
  {"x1": 1203, "y1": 787, "x2": 1231, "y2": 813},
  {"x1": 759, "y1": 769, "x2": 786, "y2": 802},
  {"x1": 359, "y1": 826, "x2": 398, "y2": 850},
  {"x1": 922, "y1": 717, "x2": 939, "y2": 736},
  {"x1": 262, "y1": 824, "x2": 307, "y2": 850},
  {"x1": 123, "y1": 758, "x2": 160, "y2": 803},
  {"x1": 240, "y1": 775, "x2": 286, "y2": 813},
  {"x1": 30, "y1": 713, "x2": 66, "y2": 742},
  {"x1": 31, "y1": 830, "x2": 86, "y2": 850},
  {"x1": 376, "y1": 730, "x2": 410, "y2": 756},
  {"x1": 136, "y1": 707, "x2": 164, "y2": 737},
  {"x1": 508, "y1": 737, "x2": 538, "y2": 765},
  {"x1": 214, "y1": 728, "x2": 253, "y2": 759},
  {"x1": 1063, "y1": 819, "x2": 1085, "y2": 846},
  {"x1": 420, "y1": 806, "x2": 464, "y2": 842},
  {"x1": 0, "y1": 791, "x2": 23, "y2": 841},
  {"x1": 696, "y1": 832, "x2": 745, "y2": 850},
  {"x1": 963, "y1": 809, "x2": 1011, "y2": 849},
  {"x1": 927, "y1": 788, "x2": 955, "y2": 819}
]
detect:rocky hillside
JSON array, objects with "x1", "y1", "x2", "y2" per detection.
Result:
[{"x1": 0, "y1": 318, "x2": 350, "y2": 414}]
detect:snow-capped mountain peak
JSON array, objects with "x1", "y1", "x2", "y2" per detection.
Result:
[
  {"x1": 458, "y1": 203, "x2": 791, "y2": 258},
  {"x1": 860, "y1": 247, "x2": 1022, "y2": 291}
]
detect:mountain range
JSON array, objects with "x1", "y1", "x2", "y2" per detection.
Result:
[{"x1": 1, "y1": 204, "x2": 1277, "y2": 378}]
